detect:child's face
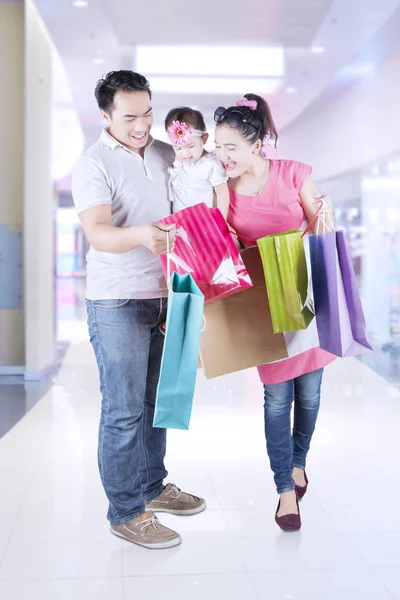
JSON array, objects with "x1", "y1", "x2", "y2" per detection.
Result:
[{"x1": 173, "y1": 134, "x2": 208, "y2": 165}]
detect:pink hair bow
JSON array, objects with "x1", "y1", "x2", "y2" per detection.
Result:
[{"x1": 236, "y1": 98, "x2": 257, "y2": 111}]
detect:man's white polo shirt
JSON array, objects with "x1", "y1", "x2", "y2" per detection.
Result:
[{"x1": 72, "y1": 129, "x2": 174, "y2": 300}]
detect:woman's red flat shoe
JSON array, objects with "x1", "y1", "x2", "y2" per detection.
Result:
[
  {"x1": 295, "y1": 470, "x2": 309, "y2": 500},
  {"x1": 275, "y1": 497, "x2": 301, "y2": 531}
]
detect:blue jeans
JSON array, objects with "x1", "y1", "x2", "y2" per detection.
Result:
[
  {"x1": 263, "y1": 368, "x2": 323, "y2": 494},
  {"x1": 86, "y1": 298, "x2": 168, "y2": 526}
]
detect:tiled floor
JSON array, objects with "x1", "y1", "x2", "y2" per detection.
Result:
[
  {"x1": 0, "y1": 324, "x2": 399, "y2": 599},
  {"x1": 0, "y1": 341, "x2": 69, "y2": 439}
]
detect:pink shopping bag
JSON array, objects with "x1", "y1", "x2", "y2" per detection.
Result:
[{"x1": 160, "y1": 203, "x2": 252, "y2": 304}]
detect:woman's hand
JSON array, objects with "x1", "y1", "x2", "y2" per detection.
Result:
[{"x1": 299, "y1": 178, "x2": 334, "y2": 234}]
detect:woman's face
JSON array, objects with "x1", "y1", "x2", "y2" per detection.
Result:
[{"x1": 214, "y1": 124, "x2": 259, "y2": 178}]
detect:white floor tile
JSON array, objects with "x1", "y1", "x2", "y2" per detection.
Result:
[
  {"x1": 372, "y1": 457, "x2": 400, "y2": 484},
  {"x1": 325, "y1": 501, "x2": 400, "y2": 533},
  {"x1": 374, "y1": 567, "x2": 400, "y2": 599},
  {"x1": 10, "y1": 512, "x2": 113, "y2": 545},
  {"x1": 160, "y1": 510, "x2": 233, "y2": 539},
  {"x1": 0, "y1": 542, "x2": 122, "y2": 580},
  {"x1": 122, "y1": 538, "x2": 246, "y2": 577},
  {"x1": 308, "y1": 467, "x2": 396, "y2": 509},
  {"x1": 212, "y1": 479, "x2": 277, "y2": 512},
  {"x1": 0, "y1": 517, "x2": 15, "y2": 546},
  {"x1": 18, "y1": 471, "x2": 108, "y2": 517},
  {"x1": 347, "y1": 532, "x2": 400, "y2": 567},
  {"x1": 124, "y1": 574, "x2": 258, "y2": 600},
  {"x1": 251, "y1": 568, "x2": 394, "y2": 600},
  {"x1": 224, "y1": 498, "x2": 336, "y2": 537},
  {"x1": 0, "y1": 470, "x2": 33, "y2": 515},
  {"x1": 238, "y1": 533, "x2": 365, "y2": 573},
  {"x1": 1, "y1": 336, "x2": 399, "y2": 592},
  {"x1": 0, "y1": 578, "x2": 124, "y2": 600}
]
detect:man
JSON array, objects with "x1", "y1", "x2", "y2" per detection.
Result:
[{"x1": 72, "y1": 70, "x2": 206, "y2": 549}]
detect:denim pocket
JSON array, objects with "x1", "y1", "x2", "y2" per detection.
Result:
[{"x1": 94, "y1": 299, "x2": 131, "y2": 310}]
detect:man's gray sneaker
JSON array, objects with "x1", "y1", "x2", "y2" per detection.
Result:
[
  {"x1": 146, "y1": 483, "x2": 206, "y2": 516},
  {"x1": 110, "y1": 511, "x2": 181, "y2": 549}
]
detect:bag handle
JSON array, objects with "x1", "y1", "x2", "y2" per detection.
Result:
[
  {"x1": 318, "y1": 199, "x2": 335, "y2": 235},
  {"x1": 229, "y1": 228, "x2": 256, "y2": 245},
  {"x1": 301, "y1": 199, "x2": 323, "y2": 237},
  {"x1": 301, "y1": 197, "x2": 335, "y2": 238},
  {"x1": 166, "y1": 230, "x2": 171, "y2": 283},
  {"x1": 165, "y1": 229, "x2": 207, "y2": 332}
]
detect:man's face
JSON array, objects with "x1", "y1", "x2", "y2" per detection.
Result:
[{"x1": 102, "y1": 90, "x2": 153, "y2": 152}]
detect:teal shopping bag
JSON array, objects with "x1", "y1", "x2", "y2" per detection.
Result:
[{"x1": 153, "y1": 272, "x2": 205, "y2": 430}]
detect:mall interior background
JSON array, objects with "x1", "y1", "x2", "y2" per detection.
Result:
[
  {"x1": 1, "y1": 0, "x2": 400, "y2": 597},
  {"x1": 52, "y1": 0, "x2": 400, "y2": 386}
]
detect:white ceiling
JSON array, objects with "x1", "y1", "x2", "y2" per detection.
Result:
[
  {"x1": 34, "y1": 0, "x2": 400, "y2": 149},
  {"x1": 105, "y1": 0, "x2": 332, "y2": 46}
]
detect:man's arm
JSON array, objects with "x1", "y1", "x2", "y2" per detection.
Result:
[
  {"x1": 72, "y1": 155, "x2": 175, "y2": 255},
  {"x1": 79, "y1": 204, "x2": 175, "y2": 255}
]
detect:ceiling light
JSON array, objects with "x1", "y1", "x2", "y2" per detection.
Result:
[
  {"x1": 73, "y1": 1, "x2": 89, "y2": 7},
  {"x1": 338, "y1": 62, "x2": 375, "y2": 80},
  {"x1": 311, "y1": 46, "x2": 325, "y2": 54},
  {"x1": 286, "y1": 87, "x2": 297, "y2": 94},
  {"x1": 92, "y1": 56, "x2": 105, "y2": 65},
  {"x1": 149, "y1": 76, "x2": 283, "y2": 95},
  {"x1": 135, "y1": 45, "x2": 284, "y2": 78}
]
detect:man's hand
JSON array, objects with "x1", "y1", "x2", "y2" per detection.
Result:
[{"x1": 138, "y1": 222, "x2": 176, "y2": 255}]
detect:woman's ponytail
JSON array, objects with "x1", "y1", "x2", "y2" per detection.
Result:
[{"x1": 244, "y1": 93, "x2": 278, "y2": 147}]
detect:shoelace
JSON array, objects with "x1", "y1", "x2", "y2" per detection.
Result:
[
  {"x1": 166, "y1": 483, "x2": 182, "y2": 499},
  {"x1": 140, "y1": 513, "x2": 161, "y2": 532}
]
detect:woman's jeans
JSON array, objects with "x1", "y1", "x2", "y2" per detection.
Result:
[
  {"x1": 86, "y1": 298, "x2": 168, "y2": 526},
  {"x1": 263, "y1": 368, "x2": 323, "y2": 494}
]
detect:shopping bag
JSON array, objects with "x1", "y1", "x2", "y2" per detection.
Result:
[
  {"x1": 160, "y1": 203, "x2": 252, "y2": 305},
  {"x1": 153, "y1": 272, "x2": 205, "y2": 430},
  {"x1": 199, "y1": 244, "x2": 320, "y2": 379},
  {"x1": 309, "y1": 230, "x2": 372, "y2": 357},
  {"x1": 199, "y1": 246, "x2": 288, "y2": 378},
  {"x1": 257, "y1": 230, "x2": 315, "y2": 333}
]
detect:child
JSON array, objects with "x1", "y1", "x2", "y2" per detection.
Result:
[{"x1": 165, "y1": 107, "x2": 230, "y2": 219}]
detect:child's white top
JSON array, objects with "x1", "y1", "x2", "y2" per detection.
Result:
[{"x1": 168, "y1": 152, "x2": 227, "y2": 213}]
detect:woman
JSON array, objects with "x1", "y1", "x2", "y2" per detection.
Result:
[{"x1": 214, "y1": 94, "x2": 336, "y2": 531}]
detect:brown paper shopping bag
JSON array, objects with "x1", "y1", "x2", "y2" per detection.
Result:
[{"x1": 199, "y1": 246, "x2": 288, "y2": 379}]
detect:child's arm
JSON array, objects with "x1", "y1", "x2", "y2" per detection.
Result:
[{"x1": 214, "y1": 181, "x2": 230, "y2": 220}]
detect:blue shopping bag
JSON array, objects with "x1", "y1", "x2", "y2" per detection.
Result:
[{"x1": 153, "y1": 272, "x2": 205, "y2": 430}]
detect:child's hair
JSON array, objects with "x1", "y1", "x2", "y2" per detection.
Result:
[{"x1": 165, "y1": 106, "x2": 206, "y2": 132}]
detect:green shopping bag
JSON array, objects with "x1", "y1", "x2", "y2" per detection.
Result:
[{"x1": 257, "y1": 230, "x2": 314, "y2": 333}]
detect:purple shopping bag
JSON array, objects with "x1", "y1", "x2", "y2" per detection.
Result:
[{"x1": 309, "y1": 230, "x2": 372, "y2": 357}]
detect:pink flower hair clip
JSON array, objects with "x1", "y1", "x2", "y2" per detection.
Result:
[
  {"x1": 167, "y1": 121, "x2": 192, "y2": 146},
  {"x1": 166, "y1": 120, "x2": 206, "y2": 146},
  {"x1": 236, "y1": 98, "x2": 257, "y2": 111}
]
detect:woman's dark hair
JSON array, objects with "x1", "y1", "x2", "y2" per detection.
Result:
[
  {"x1": 215, "y1": 93, "x2": 278, "y2": 147},
  {"x1": 165, "y1": 107, "x2": 206, "y2": 132},
  {"x1": 94, "y1": 70, "x2": 152, "y2": 114}
]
